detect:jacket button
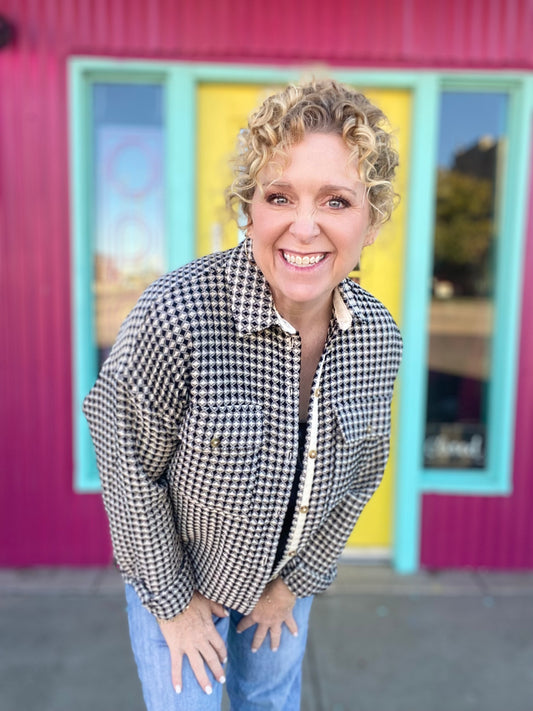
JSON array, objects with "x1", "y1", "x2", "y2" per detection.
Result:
[
  {"x1": 210, "y1": 436, "x2": 221, "y2": 448},
  {"x1": 366, "y1": 425, "x2": 373, "y2": 434},
  {"x1": 299, "y1": 505, "x2": 309, "y2": 514},
  {"x1": 308, "y1": 449, "x2": 317, "y2": 459},
  {"x1": 288, "y1": 550, "x2": 297, "y2": 557}
]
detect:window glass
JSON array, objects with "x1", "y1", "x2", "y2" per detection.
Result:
[
  {"x1": 423, "y1": 91, "x2": 508, "y2": 469},
  {"x1": 92, "y1": 83, "x2": 166, "y2": 368}
]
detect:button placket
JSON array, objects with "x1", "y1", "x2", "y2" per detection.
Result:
[{"x1": 282, "y1": 353, "x2": 326, "y2": 562}]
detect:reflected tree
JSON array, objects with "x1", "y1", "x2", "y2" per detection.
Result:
[{"x1": 433, "y1": 169, "x2": 494, "y2": 296}]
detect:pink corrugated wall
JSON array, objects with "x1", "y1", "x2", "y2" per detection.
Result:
[
  {"x1": 420, "y1": 132, "x2": 533, "y2": 570},
  {"x1": 0, "y1": 15, "x2": 109, "y2": 564},
  {"x1": 0, "y1": 0, "x2": 532, "y2": 565}
]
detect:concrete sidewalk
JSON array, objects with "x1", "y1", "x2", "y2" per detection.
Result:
[{"x1": 1, "y1": 564, "x2": 532, "y2": 711}]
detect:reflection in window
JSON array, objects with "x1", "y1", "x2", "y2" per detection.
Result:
[
  {"x1": 424, "y1": 92, "x2": 507, "y2": 469},
  {"x1": 92, "y1": 83, "x2": 166, "y2": 368}
]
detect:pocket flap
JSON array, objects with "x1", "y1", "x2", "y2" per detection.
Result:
[
  {"x1": 181, "y1": 404, "x2": 263, "y2": 453},
  {"x1": 335, "y1": 399, "x2": 391, "y2": 444}
]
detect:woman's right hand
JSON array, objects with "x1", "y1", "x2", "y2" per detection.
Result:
[{"x1": 157, "y1": 591, "x2": 228, "y2": 696}]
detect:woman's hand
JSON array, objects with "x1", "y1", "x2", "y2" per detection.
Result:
[
  {"x1": 157, "y1": 591, "x2": 228, "y2": 696},
  {"x1": 236, "y1": 577, "x2": 298, "y2": 652}
]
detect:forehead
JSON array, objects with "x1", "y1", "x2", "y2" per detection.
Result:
[{"x1": 260, "y1": 132, "x2": 360, "y2": 182}]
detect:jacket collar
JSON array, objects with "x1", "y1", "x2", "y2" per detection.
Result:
[{"x1": 227, "y1": 239, "x2": 367, "y2": 335}]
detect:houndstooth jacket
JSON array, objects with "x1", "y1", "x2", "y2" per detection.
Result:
[{"x1": 83, "y1": 239, "x2": 402, "y2": 620}]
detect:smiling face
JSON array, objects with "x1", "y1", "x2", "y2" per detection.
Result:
[{"x1": 249, "y1": 132, "x2": 378, "y2": 321}]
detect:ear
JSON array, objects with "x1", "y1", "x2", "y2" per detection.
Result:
[{"x1": 363, "y1": 227, "x2": 379, "y2": 248}]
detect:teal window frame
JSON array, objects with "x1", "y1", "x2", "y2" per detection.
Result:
[
  {"x1": 69, "y1": 60, "x2": 532, "y2": 575},
  {"x1": 70, "y1": 62, "x2": 198, "y2": 491}
]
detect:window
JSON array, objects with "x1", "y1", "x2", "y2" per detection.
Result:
[
  {"x1": 424, "y1": 92, "x2": 508, "y2": 470},
  {"x1": 71, "y1": 64, "x2": 197, "y2": 491},
  {"x1": 92, "y1": 83, "x2": 166, "y2": 368}
]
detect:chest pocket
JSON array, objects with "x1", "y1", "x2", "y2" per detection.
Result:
[
  {"x1": 171, "y1": 404, "x2": 263, "y2": 517},
  {"x1": 330, "y1": 399, "x2": 391, "y2": 506}
]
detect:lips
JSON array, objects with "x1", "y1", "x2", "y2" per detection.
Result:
[{"x1": 282, "y1": 251, "x2": 326, "y2": 267}]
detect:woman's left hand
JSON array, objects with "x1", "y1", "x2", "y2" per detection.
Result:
[{"x1": 236, "y1": 577, "x2": 298, "y2": 652}]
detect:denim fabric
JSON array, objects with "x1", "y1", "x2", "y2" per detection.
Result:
[{"x1": 125, "y1": 584, "x2": 313, "y2": 711}]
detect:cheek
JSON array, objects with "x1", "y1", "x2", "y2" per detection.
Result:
[{"x1": 251, "y1": 209, "x2": 287, "y2": 241}]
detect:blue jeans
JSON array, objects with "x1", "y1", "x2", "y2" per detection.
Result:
[{"x1": 125, "y1": 584, "x2": 313, "y2": 711}]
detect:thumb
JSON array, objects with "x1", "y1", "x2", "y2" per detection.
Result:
[{"x1": 209, "y1": 600, "x2": 230, "y2": 619}]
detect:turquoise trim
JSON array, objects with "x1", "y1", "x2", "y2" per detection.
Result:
[
  {"x1": 69, "y1": 59, "x2": 533, "y2": 576},
  {"x1": 70, "y1": 61, "x2": 99, "y2": 492},
  {"x1": 393, "y1": 76, "x2": 441, "y2": 573},
  {"x1": 165, "y1": 70, "x2": 196, "y2": 267}
]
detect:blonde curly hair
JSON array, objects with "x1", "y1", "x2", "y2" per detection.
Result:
[{"x1": 226, "y1": 79, "x2": 399, "y2": 229}]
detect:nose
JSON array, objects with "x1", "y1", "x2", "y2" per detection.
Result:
[{"x1": 289, "y1": 212, "x2": 320, "y2": 242}]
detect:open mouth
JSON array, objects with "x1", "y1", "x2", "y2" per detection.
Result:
[{"x1": 282, "y1": 251, "x2": 326, "y2": 267}]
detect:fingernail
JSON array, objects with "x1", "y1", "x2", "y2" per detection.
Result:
[
  {"x1": 223, "y1": 656, "x2": 228, "y2": 664},
  {"x1": 219, "y1": 675, "x2": 226, "y2": 684},
  {"x1": 205, "y1": 685, "x2": 213, "y2": 695},
  {"x1": 174, "y1": 685, "x2": 181, "y2": 694},
  {"x1": 272, "y1": 647, "x2": 279, "y2": 652},
  {"x1": 223, "y1": 609, "x2": 229, "y2": 617},
  {"x1": 292, "y1": 631, "x2": 299, "y2": 637},
  {"x1": 251, "y1": 647, "x2": 258, "y2": 653}
]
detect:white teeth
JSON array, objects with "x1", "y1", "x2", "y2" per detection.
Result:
[{"x1": 283, "y1": 252, "x2": 325, "y2": 267}]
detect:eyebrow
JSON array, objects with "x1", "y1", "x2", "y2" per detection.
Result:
[{"x1": 261, "y1": 181, "x2": 364, "y2": 198}]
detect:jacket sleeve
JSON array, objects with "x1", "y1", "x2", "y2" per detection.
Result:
[
  {"x1": 279, "y1": 428, "x2": 391, "y2": 597},
  {"x1": 83, "y1": 286, "x2": 194, "y2": 619}
]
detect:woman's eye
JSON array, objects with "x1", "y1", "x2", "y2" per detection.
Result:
[
  {"x1": 327, "y1": 196, "x2": 350, "y2": 209},
  {"x1": 266, "y1": 193, "x2": 288, "y2": 205}
]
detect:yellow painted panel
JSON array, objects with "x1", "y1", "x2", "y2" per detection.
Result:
[
  {"x1": 197, "y1": 83, "x2": 280, "y2": 257},
  {"x1": 196, "y1": 83, "x2": 411, "y2": 550},
  {"x1": 347, "y1": 88, "x2": 411, "y2": 549}
]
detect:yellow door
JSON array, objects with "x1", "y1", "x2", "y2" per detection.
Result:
[{"x1": 196, "y1": 82, "x2": 411, "y2": 555}]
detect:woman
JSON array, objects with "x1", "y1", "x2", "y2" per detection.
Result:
[{"x1": 83, "y1": 79, "x2": 402, "y2": 710}]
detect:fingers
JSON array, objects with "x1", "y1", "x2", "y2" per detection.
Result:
[
  {"x1": 251, "y1": 623, "x2": 269, "y2": 653},
  {"x1": 210, "y1": 627, "x2": 228, "y2": 665},
  {"x1": 268, "y1": 624, "x2": 282, "y2": 652},
  {"x1": 161, "y1": 596, "x2": 228, "y2": 697},
  {"x1": 202, "y1": 644, "x2": 227, "y2": 686},
  {"x1": 170, "y1": 652, "x2": 183, "y2": 695},
  {"x1": 285, "y1": 612, "x2": 299, "y2": 638},
  {"x1": 187, "y1": 649, "x2": 215, "y2": 696},
  {"x1": 236, "y1": 613, "x2": 254, "y2": 634},
  {"x1": 172, "y1": 645, "x2": 226, "y2": 697}
]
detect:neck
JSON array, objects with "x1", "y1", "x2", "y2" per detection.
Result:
[{"x1": 275, "y1": 293, "x2": 333, "y2": 336}]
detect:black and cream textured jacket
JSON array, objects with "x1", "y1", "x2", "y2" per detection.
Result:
[{"x1": 83, "y1": 239, "x2": 402, "y2": 620}]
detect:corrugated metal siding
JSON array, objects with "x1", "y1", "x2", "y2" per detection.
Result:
[
  {"x1": 0, "y1": 0, "x2": 532, "y2": 565},
  {"x1": 0, "y1": 2, "x2": 112, "y2": 565},
  {"x1": 420, "y1": 144, "x2": 533, "y2": 570},
  {"x1": 1, "y1": 0, "x2": 532, "y2": 67}
]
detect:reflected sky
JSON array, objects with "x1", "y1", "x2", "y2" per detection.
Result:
[{"x1": 438, "y1": 92, "x2": 508, "y2": 168}]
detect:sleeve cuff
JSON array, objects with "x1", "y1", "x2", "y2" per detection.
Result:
[
  {"x1": 279, "y1": 555, "x2": 337, "y2": 598},
  {"x1": 123, "y1": 555, "x2": 196, "y2": 619}
]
